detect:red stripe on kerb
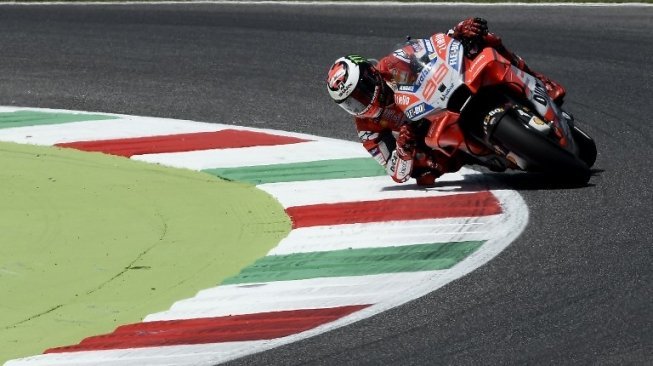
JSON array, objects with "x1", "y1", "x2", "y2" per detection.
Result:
[
  {"x1": 44, "y1": 305, "x2": 368, "y2": 353},
  {"x1": 56, "y1": 129, "x2": 309, "y2": 157},
  {"x1": 286, "y1": 191, "x2": 502, "y2": 228}
]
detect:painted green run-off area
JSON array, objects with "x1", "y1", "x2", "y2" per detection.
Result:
[
  {"x1": 0, "y1": 110, "x2": 117, "y2": 129},
  {"x1": 223, "y1": 241, "x2": 484, "y2": 284},
  {"x1": 204, "y1": 157, "x2": 386, "y2": 185},
  {"x1": 0, "y1": 141, "x2": 290, "y2": 364}
]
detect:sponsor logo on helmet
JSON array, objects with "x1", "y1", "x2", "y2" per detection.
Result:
[
  {"x1": 346, "y1": 55, "x2": 367, "y2": 65},
  {"x1": 327, "y1": 61, "x2": 349, "y2": 92}
]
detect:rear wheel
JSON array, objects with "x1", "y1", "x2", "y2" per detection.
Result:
[
  {"x1": 572, "y1": 124, "x2": 597, "y2": 168},
  {"x1": 492, "y1": 112, "x2": 591, "y2": 184}
]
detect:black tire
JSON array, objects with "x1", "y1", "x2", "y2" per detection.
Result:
[
  {"x1": 492, "y1": 113, "x2": 591, "y2": 184},
  {"x1": 572, "y1": 124, "x2": 597, "y2": 168}
]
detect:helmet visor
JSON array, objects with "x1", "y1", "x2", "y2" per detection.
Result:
[{"x1": 337, "y1": 66, "x2": 381, "y2": 117}]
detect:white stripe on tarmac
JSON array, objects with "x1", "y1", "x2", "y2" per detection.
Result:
[
  {"x1": 270, "y1": 216, "x2": 501, "y2": 255},
  {"x1": 0, "y1": 106, "x2": 232, "y2": 145},
  {"x1": 0, "y1": 118, "x2": 224, "y2": 145},
  {"x1": 133, "y1": 140, "x2": 367, "y2": 170},
  {"x1": 144, "y1": 271, "x2": 440, "y2": 321},
  {"x1": 258, "y1": 169, "x2": 478, "y2": 207}
]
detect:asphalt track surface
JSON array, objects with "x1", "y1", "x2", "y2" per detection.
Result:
[{"x1": 0, "y1": 3, "x2": 651, "y2": 365}]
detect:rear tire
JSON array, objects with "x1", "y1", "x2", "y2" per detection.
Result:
[
  {"x1": 492, "y1": 113, "x2": 591, "y2": 184},
  {"x1": 572, "y1": 125, "x2": 597, "y2": 168}
]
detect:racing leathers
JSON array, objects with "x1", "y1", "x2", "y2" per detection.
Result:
[{"x1": 355, "y1": 93, "x2": 464, "y2": 186}]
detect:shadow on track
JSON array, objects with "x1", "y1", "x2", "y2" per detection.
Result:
[{"x1": 382, "y1": 168, "x2": 603, "y2": 193}]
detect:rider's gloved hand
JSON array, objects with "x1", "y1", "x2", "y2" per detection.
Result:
[
  {"x1": 396, "y1": 124, "x2": 416, "y2": 160},
  {"x1": 452, "y1": 17, "x2": 488, "y2": 41}
]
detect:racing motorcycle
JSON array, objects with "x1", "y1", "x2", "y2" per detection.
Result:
[{"x1": 391, "y1": 34, "x2": 596, "y2": 183}]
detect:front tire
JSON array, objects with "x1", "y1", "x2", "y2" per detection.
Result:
[
  {"x1": 572, "y1": 124, "x2": 597, "y2": 168},
  {"x1": 492, "y1": 112, "x2": 591, "y2": 184}
]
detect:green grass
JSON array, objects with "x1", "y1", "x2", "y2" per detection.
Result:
[{"x1": 0, "y1": 142, "x2": 290, "y2": 363}]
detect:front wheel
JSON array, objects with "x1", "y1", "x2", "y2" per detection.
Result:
[
  {"x1": 491, "y1": 112, "x2": 591, "y2": 184},
  {"x1": 572, "y1": 124, "x2": 597, "y2": 168}
]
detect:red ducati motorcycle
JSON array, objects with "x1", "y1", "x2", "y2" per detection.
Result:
[{"x1": 391, "y1": 33, "x2": 596, "y2": 183}]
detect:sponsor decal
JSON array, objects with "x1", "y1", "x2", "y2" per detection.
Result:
[
  {"x1": 337, "y1": 83, "x2": 353, "y2": 98},
  {"x1": 415, "y1": 57, "x2": 443, "y2": 90},
  {"x1": 393, "y1": 49, "x2": 410, "y2": 63},
  {"x1": 327, "y1": 60, "x2": 357, "y2": 99},
  {"x1": 485, "y1": 107, "x2": 504, "y2": 122},
  {"x1": 416, "y1": 62, "x2": 434, "y2": 87},
  {"x1": 517, "y1": 108, "x2": 531, "y2": 118},
  {"x1": 435, "y1": 34, "x2": 447, "y2": 53},
  {"x1": 447, "y1": 41, "x2": 462, "y2": 72},
  {"x1": 398, "y1": 85, "x2": 418, "y2": 92},
  {"x1": 533, "y1": 83, "x2": 549, "y2": 106},
  {"x1": 531, "y1": 116, "x2": 545, "y2": 125},
  {"x1": 398, "y1": 159, "x2": 410, "y2": 176},
  {"x1": 327, "y1": 61, "x2": 348, "y2": 92},
  {"x1": 387, "y1": 153, "x2": 398, "y2": 173},
  {"x1": 468, "y1": 53, "x2": 487, "y2": 79},
  {"x1": 411, "y1": 42, "x2": 424, "y2": 53},
  {"x1": 439, "y1": 83, "x2": 455, "y2": 102},
  {"x1": 425, "y1": 39, "x2": 435, "y2": 54},
  {"x1": 405, "y1": 102, "x2": 433, "y2": 120},
  {"x1": 358, "y1": 131, "x2": 378, "y2": 142},
  {"x1": 483, "y1": 107, "x2": 505, "y2": 137},
  {"x1": 394, "y1": 94, "x2": 411, "y2": 106}
]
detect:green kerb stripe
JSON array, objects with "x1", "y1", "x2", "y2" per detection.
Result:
[
  {"x1": 203, "y1": 157, "x2": 386, "y2": 184},
  {"x1": 0, "y1": 111, "x2": 117, "y2": 129},
  {"x1": 222, "y1": 241, "x2": 484, "y2": 284}
]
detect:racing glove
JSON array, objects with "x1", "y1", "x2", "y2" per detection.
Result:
[
  {"x1": 387, "y1": 124, "x2": 416, "y2": 183},
  {"x1": 452, "y1": 17, "x2": 488, "y2": 41},
  {"x1": 396, "y1": 124, "x2": 416, "y2": 160}
]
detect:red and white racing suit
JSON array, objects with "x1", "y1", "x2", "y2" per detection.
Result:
[{"x1": 355, "y1": 97, "x2": 464, "y2": 186}]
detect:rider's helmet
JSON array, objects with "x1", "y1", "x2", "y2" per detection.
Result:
[{"x1": 326, "y1": 55, "x2": 385, "y2": 119}]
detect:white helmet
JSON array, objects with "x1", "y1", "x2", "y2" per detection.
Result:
[{"x1": 326, "y1": 55, "x2": 384, "y2": 118}]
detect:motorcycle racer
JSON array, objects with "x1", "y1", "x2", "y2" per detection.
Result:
[{"x1": 326, "y1": 17, "x2": 566, "y2": 186}]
